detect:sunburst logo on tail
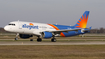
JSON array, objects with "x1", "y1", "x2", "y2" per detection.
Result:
[{"x1": 76, "y1": 14, "x2": 88, "y2": 28}]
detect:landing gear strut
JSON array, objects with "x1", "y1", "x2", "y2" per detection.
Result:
[
  {"x1": 15, "y1": 33, "x2": 19, "y2": 41},
  {"x1": 37, "y1": 36, "x2": 42, "y2": 42}
]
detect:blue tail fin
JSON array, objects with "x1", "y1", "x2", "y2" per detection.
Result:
[{"x1": 74, "y1": 11, "x2": 90, "y2": 28}]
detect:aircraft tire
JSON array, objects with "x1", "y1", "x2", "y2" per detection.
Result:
[
  {"x1": 51, "y1": 38, "x2": 56, "y2": 42},
  {"x1": 30, "y1": 39, "x2": 33, "y2": 41},
  {"x1": 37, "y1": 38, "x2": 42, "y2": 42},
  {"x1": 15, "y1": 38, "x2": 18, "y2": 41}
]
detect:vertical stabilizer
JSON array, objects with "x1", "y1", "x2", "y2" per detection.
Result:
[{"x1": 74, "y1": 11, "x2": 90, "y2": 28}]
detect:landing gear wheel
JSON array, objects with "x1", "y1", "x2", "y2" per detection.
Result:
[
  {"x1": 51, "y1": 38, "x2": 56, "y2": 42},
  {"x1": 30, "y1": 39, "x2": 33, "y2": 41},
  {"x1": 15, "y1": 38, "x2": 18, "y2": 41},
  {"x1": 37, "y1": 38, "x2": 42, "y2": 42}
]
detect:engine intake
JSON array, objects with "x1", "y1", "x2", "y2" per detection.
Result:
[{"x1": 42, "y1": 32, "x2": 53, "y2": 38}]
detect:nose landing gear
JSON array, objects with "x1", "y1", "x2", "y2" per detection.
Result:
[{"x1": 15, "y1": 33, "x2": 19, "y2": 40}]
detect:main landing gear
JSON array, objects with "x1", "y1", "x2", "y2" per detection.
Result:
[
  {"x1": 51, "y1": 38, "x2": 56, "y2": 42},
  {"x1": 36, "y1": 36, "x2": 56, "y2": 42},
  {"x1": 51, "y1": 35, "x2": 56, "y2": 42},
  {"x1": 37, "y1": 36, "x2": 42, "y2": 42}
]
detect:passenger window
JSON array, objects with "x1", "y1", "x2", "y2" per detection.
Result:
[
  {"x1": 8, "y1": 24, "x2": 12, "y2": 25},
  {"x1": 8, "y1": 24, "x2": 15, "y2": 26}
]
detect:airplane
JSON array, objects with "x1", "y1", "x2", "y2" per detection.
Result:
[{"x1": 4, "y1": 11, "x2": 91, "y2": 42}]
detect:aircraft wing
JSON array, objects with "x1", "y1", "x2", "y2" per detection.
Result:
[
  {"x1": 46, "y1": 28, "x2": 82, "y2": 33},
  {"x1": 33, "y1": 28, "x2": 90, "y2": 36}
]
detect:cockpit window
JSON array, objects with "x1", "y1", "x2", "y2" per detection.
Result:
[{"x1": 8, "y1": 24, "x2": 15, "y2": 26}]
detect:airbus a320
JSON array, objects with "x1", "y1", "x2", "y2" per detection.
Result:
[{"x1": 4, "y1": 11, "x2": 91, "y2": 42}]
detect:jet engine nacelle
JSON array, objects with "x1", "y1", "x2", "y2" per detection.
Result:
[
  {"x1": 42, "y1": 32, "x2": 53, "y2": 38},
  {"x1": 78, "y1": 29, "x2": 90, "y2": 34},
  {"x1": 19, "y1": 34, "x2": 33, "y2": 39},
  {"x1": 77, "y1": 29, "x2": 85, "y2": 34}
]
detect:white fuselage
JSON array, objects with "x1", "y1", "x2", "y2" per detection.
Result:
[{"x1": 4, "y1": 21, "x2": 56, "y2": 35}]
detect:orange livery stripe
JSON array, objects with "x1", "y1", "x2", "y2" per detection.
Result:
[{"x1": 48, "y1": 24, "x2": 65, "y2": 37}]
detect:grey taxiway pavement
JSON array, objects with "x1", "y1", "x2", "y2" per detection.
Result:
[{"x1": 0, "y1": 41, "x2": 105, "y2": 45}]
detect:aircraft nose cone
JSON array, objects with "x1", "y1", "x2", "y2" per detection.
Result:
[{"x1": 4, "y1": 26, "x2": 9, "y2": 31}]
